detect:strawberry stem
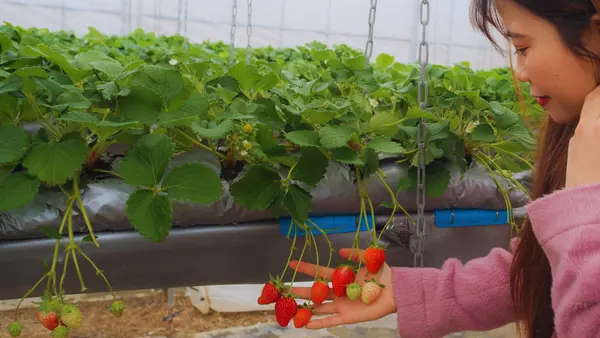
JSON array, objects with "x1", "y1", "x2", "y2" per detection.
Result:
[
  {"x1": 68, "y1": 208, "x2": 87, "y2": 292},
  {"x1": 307, "y1": 219, "x2": 333, "y2": 270},
  {"x1": 76, "y1": 248, "x2": 117, "y2": 300},
  {"x1": 74, "y1": 174, "x2": 100, "y2": 248},
  {"x1": 59, "y1": 250, "x2": 71, "y2": 295},
  {"x1": 289, "y1": 226, "x2": 309, "y2": 291},
  {"x1": 279, "y1": 222, "x2": 298, "y2": 282},
  {"x1": 374, "y1": 171, "x2": 413, "y2": 242}
]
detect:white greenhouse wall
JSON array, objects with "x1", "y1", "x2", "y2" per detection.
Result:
[{"x1": 0, "y1": 0, "x2": 510, "y2": 69}]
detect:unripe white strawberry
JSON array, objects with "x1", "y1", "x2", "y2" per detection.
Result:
[{"x1": 361, "y1": 279, "x2": 384, "y2": 304}]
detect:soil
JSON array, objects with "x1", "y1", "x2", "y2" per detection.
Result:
[{"x1": 0, "y1": 291, "x2": 275, "y2": 338}]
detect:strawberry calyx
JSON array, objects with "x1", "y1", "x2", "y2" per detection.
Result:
[{"x1": 364, "y1": 278, "x2": 385, "y2": 288}]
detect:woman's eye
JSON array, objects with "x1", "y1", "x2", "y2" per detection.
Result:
[{"x1": 513, "y1": 47, "x2": 528, "y2": 56}]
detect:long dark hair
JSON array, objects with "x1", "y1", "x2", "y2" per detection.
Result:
[{"x1": 469, "y1": 1, "x2": 598, "y2": 337}]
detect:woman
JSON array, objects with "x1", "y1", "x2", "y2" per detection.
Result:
[{"x1": 288, "y1": 1, "x2": 600, "y2": 337}]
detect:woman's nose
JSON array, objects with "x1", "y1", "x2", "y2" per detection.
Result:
[{"x1": 515, "y1": 65, "x2": 529, "y2": 83}]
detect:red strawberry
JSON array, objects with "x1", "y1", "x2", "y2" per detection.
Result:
[
  {"x1": 293, "y1": 306, "x2": 313, "y2": 328},
  {"x1": 258, "y1": 282, "x2": 281, "y2": 305},
  {"x1": 36, "y1": 310, "x2": 60, "y2": 331},
  {"x1": 275, "y1": 296, "x2": 298, "y2": 327},
  {"x1": 331, "y1": 265, "x2": 356, "y2": 297},
  {"x1": 365, "y1": 245, "x2": 386, "y2": 274},
  {"x1": 258, "y1": 275, "x2": 283, "y2": 305},
  {"x1": 310, "y1": 280, "x2": 330, "y2": 306}
]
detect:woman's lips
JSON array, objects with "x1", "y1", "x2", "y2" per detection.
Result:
[{"x1": 535, "y1": 96, "x2": 550, "y2": 107}]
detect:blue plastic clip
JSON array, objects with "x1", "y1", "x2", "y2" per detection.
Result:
[
  {"x1": 434, "y1": 209, "x2": 510, "y2": 228},
  {"x1": 278, "y1": 214, "x2": 373, "y2": 237}
]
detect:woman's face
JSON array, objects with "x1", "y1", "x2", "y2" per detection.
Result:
[{"x1": 496, "y1": 0, "x2": 600, "y2": 123}]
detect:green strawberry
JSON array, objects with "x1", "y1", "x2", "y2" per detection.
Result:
[
  {"x1": 109, "y1": 300, "x2": 125, "y2": 317},
  {"x1": 60, "y1": 305, "x2": 83, "y2": 329},
  {"x1": 51, "y1": 325, "x2": 69, "y2": 338},
  {"x1": 346, "y1": 283, "x2": 361, "y2": 301},
  {"x1": 7, "y1": 321, "x2": 23, "y2": 337}
]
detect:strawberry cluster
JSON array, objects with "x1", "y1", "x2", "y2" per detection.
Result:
[{"x1": 257, "y1": 245, "x2": 387, "y2": 328}]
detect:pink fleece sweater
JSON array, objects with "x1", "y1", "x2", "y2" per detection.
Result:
[{"x1": 391, "y1": 182, "x2": 600, "y2": 338}]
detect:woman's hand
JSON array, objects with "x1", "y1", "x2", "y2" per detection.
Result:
[
  {"x1": 287, "y1": 248, "x2": 396, "y2": 330},
  {"x1": 567, "y1": 86, "x2": 600, "y2": 188}
]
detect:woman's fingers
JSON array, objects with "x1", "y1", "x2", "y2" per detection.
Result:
[
  {"x1": 313, "y1": 302, "x2": 337, "y2": 314},
  {"x1": 305, "y1": 314, "x2": 347, "y2": 330},
  {"x1": 288, "y1": 260, "x2": 334, "y2": 280},
  {"x1": 289, "y1": 286, "x2": 334, "y2": 302},
  {"x1": 338, "y1": 248, "x2": 366, "y2": 262}
]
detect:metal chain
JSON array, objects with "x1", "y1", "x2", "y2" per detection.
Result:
[
  {"x1": 230, "y1": 0, "x2": 238, "y2": 66},
  {"x1": 414, "y1": 0, "x2": 430, "y2": 268},
  {"x1": 183, "y1": 0, "x2": 189, "y2": 51},
  {"x1": 364, "y1": 0, "x2": 378, "y2": 65},
  {"x1": 246, "y1": 0, "x2": 253, "y2": 64}
]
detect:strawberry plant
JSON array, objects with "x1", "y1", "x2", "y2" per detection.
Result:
[{"x1": 0, "y1": 23, "x2": 538, "y2": 331}]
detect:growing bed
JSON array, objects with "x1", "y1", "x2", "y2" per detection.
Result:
[{"x1": 0, "y1": 26, "x2": 539, "y2": 305}]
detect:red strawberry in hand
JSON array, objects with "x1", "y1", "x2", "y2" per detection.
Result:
[
  {"x1": 258, "y1": 282, "x2": 281, "y2": 305},
  {"x1": 331, "y1": 265, "x2": 356, "y2": 297},
  {"x1": 293, "y1": 305, "x2": 313, "y2": 328},
  {"x1": 365, "y1": 245, "x2": 386, "y2": 274},
  {"x1": 258, "y1": 275, "x2": 283, "y2": 305},
  {"x1": 275, "y1": 296, "x2": 298, "y2": 327},
  {"x1": 310, "y1": 280, "x2": 330, "y2": 306}
]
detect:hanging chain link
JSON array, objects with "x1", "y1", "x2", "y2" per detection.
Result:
[
  {"x1": 183, "y1": 0, "x2": 189, "y2": 51},
  {"x1": 230, "y1": 0, "x2": 238, "y2": 66},
  {"x1": 414, "y1": 0, "x2": 430, "y2": 268},
  {"x1": 364, "y1": 0, "x2": 378, "y2": 65},
  {"x1": 246, "y1": 0, "x2": 253, "y2": 64}
]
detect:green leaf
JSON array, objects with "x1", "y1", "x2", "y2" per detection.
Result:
[
  {"x1": 0, "y1": 125, "x2": 30, "y2": 164},
  {"x1": 470, "y1": 123, "x2": 497, "y2": 143},
  {"x1": 81, "y1": 235, "x2": 98, "y2": 242},
  {"x1": 0, "y1": 33, "x2": 12, "y2": 55},
  {"x1": 250, "y1": 99, "x2": 284, "y2": 129},
  {"x1": 0, "y1": 74, "x2": 23, "y2": 94},
  {"x1": 120, "y1": 86, "x2": 163, "y2": 125},
  {"x1": 376, "y1": 53, "x2": 394, "y2": 68},
  {"x1": 0, "y1": 172, "x2": 39, "y2": 212},
  {"x1": 330, "y1": 147, "x2": 363, "y2": 164},
  {"x1": 363, "y1": 148, "x2": 380, "y2": 177},
  {"x1": 89, "y1": 60, "x2": 124, "y2": 78},
  {"x1": 230, "y1": 166, "x2": 282, "y2": 210},
  {"x1": 0, "y1": 166, "x2": 12, "y2": 181},
  {"x1": 125, "y1": 189, "x2": 172, "y2": 242},
  {"x1": 342, "y1": 56, "x2": 367, "y2": 71},
  {"x1": 310, "y1": 49, "x2": 336, "y2": 61},
  {"x1": 158, "y1": 92, "x2": 209, "y2": 126},
  {"x1": 40, "y1": 227, "x2": 62, "y2": 240},
  {"x1": 302, "y1": 108, "x2": 337, "y2": 125},
  {"x1": 14, "y1": 66, "x2": 48, "y2": 78},
  {"x1": 162, "y1": 163, "x2": 223, "y2": 204},
  {"x1": 367, "y1": 136, "x2": 405, "y2": 153},
  {"x1": 283, "y1": 184, "x2": 313, "y2": 223},
  {"x1": 424, "y1": 161, "x2": 451, "y2": 198},
  {"x1": 318, "y1": 125, "x2": 356, "y2": 148},
  {"x1": 291, "y1": 147, "x2": 328, "y2": 186},
  {"x1": 191, "y1": 119, "x2": 233, "y2": 139},
  {"x1": 489, "y1": 101, "x2": 519, "y2": 129},
  {"x1": 22, "y1": 138, "x2": 87, "y2": 186},
  {"x1": 132, "y1": 65, "x2": 183, "y2": 105},
  {"x1": 368, "y1": 112, "x2": 399, "y2": 137},
  {"x1": 285, "y1": 130, "x2": 320, "y2": 147},
  {"x1": 256, "y1": 126, "x2": 286, "y2": 156},
  {"x1": 34, "y1": 44, "x2": 90, "y2": 82},
  {"x1": 120, "y1": 134, "x2": 174, "y2": 187},
  {"x1": 227, "y1": 62, "x2": 261, "y2": 93}
]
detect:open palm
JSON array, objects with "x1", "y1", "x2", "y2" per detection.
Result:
[{"x1": 288, "y1": 248, "x2": 397, "y2": 330}]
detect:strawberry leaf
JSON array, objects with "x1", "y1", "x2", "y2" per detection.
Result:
[
  {"x1": 0, "y1": 125, "x2": 30, "y2": 164},
  {"x1": 291, "y1": 147, "x2": 328, "y2": 186},
  {"x1": 318, "y1": 125, "x2": 356, "y2": 149},
  {"x1": 40, "y1": 227, "x2": 62, "y2": 240},
  {"x1": 22, "y1": 138, "x2": 87, "y2": 186},
  {"x1": 283, "y1": 184, "x2": 313, "y2": 224},
  {"x1": 366, "y1": 136, "x2": 405, "y2": 153},
  {"x1": 470, "y1": 123, "x2": 496, "y2": 143},
  {"x1": 192, "y1": 119, "x2": 233, "y2": 139},
  {"x1": 120, "y1": 134, "x2": 174, "y2": 187},
  {"x1": 230, "y1": 166, "x2": 282, "y2": 210},
  {"x1": 162, "y1": 163, "x2": 223, "y2": 204},
  {"x1": 125, "y1": 189, "x2": 172, "y2": 242},
  {"x1": 284, "y1": 130, "x2": 320, "y2": 147},
  {"x1": 0, "y1": 172, "x2": 39, "y2": 212}
]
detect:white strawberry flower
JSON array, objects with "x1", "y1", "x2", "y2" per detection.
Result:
[
  {"x1": 169, "y1": 59, "x2": 178, "y2": 66},
  {"x1": 369, "y1": 98, "x2": 379, "y2": 108},
  {"x1": 240, "y1": 150, "x2": 248, "y2": 157},
  {"x1": 465, "y1": 121, "x2": 479, "y2": 133}
]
